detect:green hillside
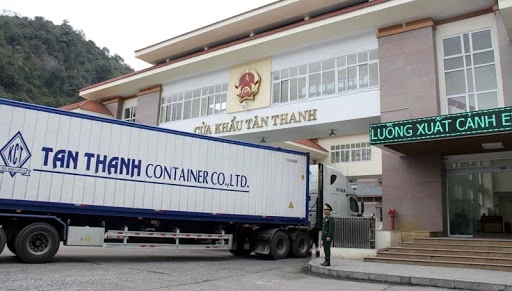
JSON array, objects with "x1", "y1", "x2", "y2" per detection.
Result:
[{"x1": 0, "y1": 12, "x2": 134, "y2": 107}]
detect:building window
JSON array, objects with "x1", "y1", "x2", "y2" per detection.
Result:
[
  {"x1": 272, "y1": 49, "x2": 379, "y2": 104},
  {"x1": 330, "y1": 142, "x2": 371, "y2": 163},
  {"x1": 442, "y1": 29, "x2": 498, "y2": 113},
  {"x1": 123, "y1": 106, "x2": 136, "y2": 122},
  {"x1": 160, "y1": 83, "x2": 228, "y2": 123}
]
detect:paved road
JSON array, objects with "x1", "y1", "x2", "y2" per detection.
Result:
[{"x1": 0, "y1": 246, "x2": 461, "y2": 291}]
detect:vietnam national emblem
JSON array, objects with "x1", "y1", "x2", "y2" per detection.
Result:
[{"x1": 235, "y1": 69, "x2": 261, "y2": 102}]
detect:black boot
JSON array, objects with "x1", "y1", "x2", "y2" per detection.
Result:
[{"x1": 321, "y1": 261, "x2": 330, "y2": 266}]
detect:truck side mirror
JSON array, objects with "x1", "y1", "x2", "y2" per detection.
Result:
[{"x1": 359, "y1": 201, "x2": 365, "y2": 216}]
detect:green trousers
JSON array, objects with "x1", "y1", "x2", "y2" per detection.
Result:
[{"x1": 322, "y1": 239, "x2": 331, "y2": 262}]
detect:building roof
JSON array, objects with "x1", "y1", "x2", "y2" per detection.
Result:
[
  {"x1": 80, "y1": 0, "x2": 384, "y2": 97},
  {"x1": 60, "y1": 100, "x2": 113, "y2": 116},
  {"x1": 79, "y1": 0, "x2": 493, "y2": 101},
  {"x1": 294, "y1": 139, "x2": 328, "y2": 152},
  {"x1": 135, "y1": 0, "x2": 367, "y2": 65}
]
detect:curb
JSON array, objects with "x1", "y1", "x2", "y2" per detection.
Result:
[{"x1": 308, "y1": 261, "x2": 512, "y2": 291}]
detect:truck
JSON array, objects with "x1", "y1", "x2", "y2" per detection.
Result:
[{"x1": 0, "y1": 98, "x2": 363, "y2": 263}]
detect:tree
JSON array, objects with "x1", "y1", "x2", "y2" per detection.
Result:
[{"x1": 0, "y1": 13, "x2": 134, "y2": 107}]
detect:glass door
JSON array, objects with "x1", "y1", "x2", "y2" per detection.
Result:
[
  {"x1": 446, "y1": 156, "x2": 512, "y2": 236},
  {"x1": 447, "y1": 174, "x2": 482, "y2": 236}
]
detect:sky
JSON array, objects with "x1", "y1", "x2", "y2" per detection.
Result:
[{"x1": 1, "y1": 0, "x2": 276, "y2": 71}]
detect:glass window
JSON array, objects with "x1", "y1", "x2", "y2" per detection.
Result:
[
  {"x1": 347, "y1": 54, "x2": 357, "y2": 65},
  {"x1": 322, "y1": 70, "x2": 335, "y2": 95},
  {"x1": 160, "y1": 82, "x2": 228, "y2": 123},
  {"x1": 309, "y1": 73, "x2": 321, "y2": 97},
  {"x1": 473, "y1": 51, "x2": 494, "y2": 65},
  {"x1": 330, "y1": 142, "x2": 371, "y2": 163},
  {"x1": 299, "y1": 65, "x2": 307, "y2": 75},
  {"x1": 442, "y1": 29, "x2": 499, "y2": 112},
  {"x1": 369, "y1": 49, "x2": 378, "y2": 61},
  {"x1": 270, "y1": 49, "x2": 380, "y2": 104},
  {"x1": 338, "y1": 69, "x2": 347, "y2": 92},
  {"x1": 322, "y1": 59, "x2": 335, "y2": 70},
  {"x1": 359, "y1": 64, "x2": 368, "y2": 89},
  {"x1": 445, "y1": 70, "x2": 466, "y2": 95},
  {"x1": 369, "y1": 63, "x2": 379, "y2": 87},
  {"x1": 444, "y1": 57, "x2": 464, "y2": 70},
  {"x1": 200, "y1": 97, "x2": 208, "y2": 116},
  {"x1": 477, "y1": 91, "x2": 498, "y2": 110},
  {"x1": 309, "y1": 62, "x2": 321, "y2": 73},
  {"x1": 298, "y1": 77, "x2": 307, "y2": 99},
  {"x1": 272, "y1": 71, "x2": 280, "y2": 81},
  {"x1": 448, "y1": 96, "x2": 467, "y2": 113},
  {"x1": 443, "y1": 36, "x2": 462, "y2": 57},
  {"x1": 290, "y1": 78, "x2": 298, "y2": 101},
  {"x1": 281, "y1": 80, "x2": 290, "y2": 102},
  {"x1": 474, "y1": 65, "x2": 497, "y2": 91},
  {"x1": 183, "y1": 100, "x2": 191, "y2": 120},
  {"x1": 207, "y1": 95, "x2": 214, "y2": 115},
  {"x1": 347, "y1": 66, "x2": 358, "y2": 91},
  {"x1": 220, "y1": 94, "x2": 227, "y2": 113},
  {"x1": 358, "y1": 52, "x2": 368, "y2": 63},
  {"x1": 191, "y1": 98, "x2": 200, "y2": 118},
  {"x1": 281, "y1": 68, "x2": 289, "y2": 79},
  {"x1": 471, "y1": 30, "x2": 492, "y2": 51},
  {"x1": 123, "y1": 106, "x2": 136, "y2": 122},
  {"x1": 214, "y1": 94, "x2": 221, "y2": 114},
  {"x1": 337, "y1": 56, "x2": 346, "y2": 67},
  {"x1": 290, "y1": 67, "x2": 298, "y2": 77}
]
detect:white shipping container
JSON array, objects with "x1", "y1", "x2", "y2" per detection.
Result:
[{"x1": 0, "y1": 99, "x2": 309, "y2": 223}]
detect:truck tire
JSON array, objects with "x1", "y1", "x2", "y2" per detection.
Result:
[
  {"x1": 15, "y1": 223, "x2": 60, "y2": 264},
  {"x1": 269, "y1": 231, "x2": 290, "y2": 259},
  {"x1": 290, "y1": 232, "x2": 310, "y2": 258},
  {"x1": 0, "y1": 228, "x2": 5, "y2": 255}
]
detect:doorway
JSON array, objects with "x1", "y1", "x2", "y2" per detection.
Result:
[{"x1": 446, "y1": 155, "x2": 512, "y2": 237}]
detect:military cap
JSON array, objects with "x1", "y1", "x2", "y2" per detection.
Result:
[{"x1": 323, "y1": 203, "x2": 332, "y2": 211}]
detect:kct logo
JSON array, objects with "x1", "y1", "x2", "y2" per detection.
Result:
[{"x1": 0, "y1": 131, "x2": 32, "y2": 177}]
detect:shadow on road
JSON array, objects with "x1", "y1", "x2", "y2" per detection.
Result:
[{"x1": 0, "y1": 252, "x2": 306, "y2": 265}]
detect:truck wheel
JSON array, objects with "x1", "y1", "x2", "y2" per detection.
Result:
[
  {"x1": 15, "y1": 223, "x2": 60, "y2": 264},
  {"x1": 269, "y1": 231, "x2": 290, "y2": 259},
  {"x1": 0, "y1": 228, "x2": 5, "y2": 255},
  {"x1": 291, "y1": 232, "x2": 310, "y2": 258}
]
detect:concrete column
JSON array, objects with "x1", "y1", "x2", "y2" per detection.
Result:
[{"x1": 378, "y1": 24, "x2": 445, "y2": 233}]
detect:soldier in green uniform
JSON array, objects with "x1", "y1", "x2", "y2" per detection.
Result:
[{"x1": 321, "y1": 203, "x2": 334, "y2": 266}]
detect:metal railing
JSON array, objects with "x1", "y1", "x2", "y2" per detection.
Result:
[{"x1": 332, "y1": 216, "x2": 375, "y2": 249}]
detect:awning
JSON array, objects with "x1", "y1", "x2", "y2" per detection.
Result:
[{"x1": 370, "y1": 106, "x2": 512, "y2": 156}]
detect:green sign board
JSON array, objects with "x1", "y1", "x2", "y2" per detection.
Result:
[{"x1": 370, "y1": 106, "x2": 512, "y2": 145}]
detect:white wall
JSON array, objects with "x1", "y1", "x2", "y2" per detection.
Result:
[
  {"x1": 317, "y1": 133, "x2": 382, "y2": 177},
  {"x1": 271, "y1": 32, "x2": 378, "y2": 71},
  {"x1": 160, "y1": 89, "x2": 380, "y2": 137},
  {"x1": 162, "y1": 69, "x2": 229, "y2": 95}
]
